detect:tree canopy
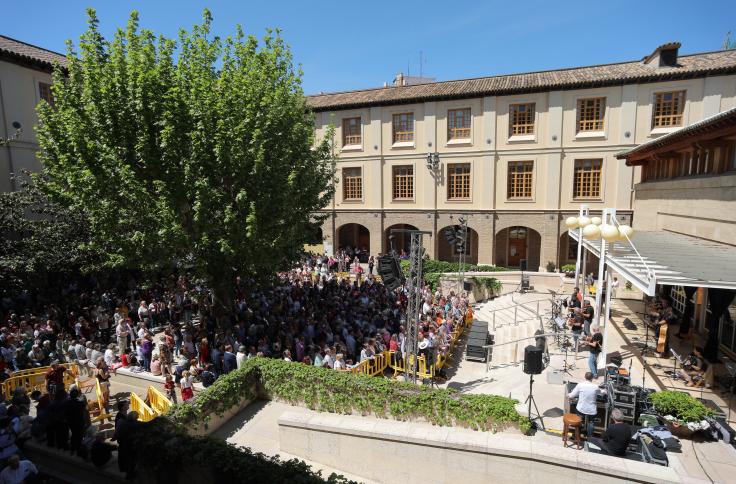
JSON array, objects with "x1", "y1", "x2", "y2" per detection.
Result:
[{"x1": 36, "y1": 9, "x2": 334, "y2": 316}]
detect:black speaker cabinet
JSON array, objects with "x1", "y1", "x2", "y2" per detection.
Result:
[
  {"x1": 520, "y1": 259, "x2": 528, "y2": 271},
  {"x1": 523, "y1": 345, "x2": 544, "y2": 375}
]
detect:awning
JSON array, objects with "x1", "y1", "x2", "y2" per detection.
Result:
[{"x1": 570, "y1": 230, "x2": 736, "y2": 296}]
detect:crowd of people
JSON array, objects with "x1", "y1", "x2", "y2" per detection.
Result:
[{"x1": 0, "y1": 253, "x2": 470, "y2": 479}]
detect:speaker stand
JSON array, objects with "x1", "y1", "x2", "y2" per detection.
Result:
[{"x1": 525, "y1": 374, "x2": 545, "y2": 430}]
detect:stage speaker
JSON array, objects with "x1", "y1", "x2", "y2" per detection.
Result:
[
  {"x1": 523, "y1": 345, "x2": 544, "y2": 375},
  {"x1": 463, "y1": 280, "x2": 473, "y2": 291},
  {"x1": 520, "y1": 259, "x2": 528, "y2": 271},
  {"x1": 377, "y1": 255, "x2": 405, "y2": 291}
]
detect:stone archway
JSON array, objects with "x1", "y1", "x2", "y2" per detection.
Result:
[
  {"x1": 559, "y1": 231, "x2": 599, "y2": 270},
  {"x1": 494, "y1": 226, "x2": 541, "y2": 270},
  {"x1": 437, "y1": 225, "x2": 479, "y2": 265},
  {"x1": 384, "y1": 224, "x2": 418, "y2": 256},
  {"x1": 337, "y1": 223, "x2": 370, "y2": 262}
]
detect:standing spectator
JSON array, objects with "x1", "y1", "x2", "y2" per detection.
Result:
[
  {"x1": 116, "y1": 412, "x2": 140, "y2": 480},
  {"x1": 96, "y1": 361, "x2": 112, "y2": 413},
  {"x1": 236, "y1": 345, "x2": 247, "y2": 370},
  {"x1": 180, "y1": 370, "x2": 195, "y2": 401},
  {"x1": 116, "y1": 319, "x2": 131, "y2": 352},
  {"x1": 63, "y1": 388, "x2": 87, "y2": 457},
  {"x1": 223, "y1": 345, "x2": 237, "y2": 374},
  {"x1": 368, "y1": 256, "x2": 375, "y2": 275},
  {"x1": 44, "y1": 361, "x2": 70, "y2": 396}
]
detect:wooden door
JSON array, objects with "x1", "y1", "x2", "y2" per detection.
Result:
[{"x1": 508, "y1": 238, "x2": 526, "y2": 267}]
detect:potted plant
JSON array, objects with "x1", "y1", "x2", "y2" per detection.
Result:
[
  {"x1": 649, "y1": 390, "x2": 714, "y2": 438},
  {"x1": 561, "y1": 264, "x2": 576, "y2": 277},
  {"x1": 546, "y1": 261, "x2": 556, "y2": 273}
]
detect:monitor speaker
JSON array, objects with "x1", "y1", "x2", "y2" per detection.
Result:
[
  {"x1": 523, "y1": 345, "x2": 544, "y2": 375},
  {"x1": 463, "y1": 281, "x2": 473, "y2": 291},
  {"x1": 520, "y1": 259, "x2": 528, "y2": 271}
]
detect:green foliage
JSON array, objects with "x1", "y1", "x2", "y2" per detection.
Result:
[
  {"x1": 650, "y1": 390, "x2": 713, "y2": 423},
  {"x1": 134, "y1": 419, "x2": 355, "y2": 483},
  {"x1": 35, "y1": 9, "x2": 335, "y2": 313},
  {"x1": 170, "y1": 358, "x2": 530, "y2": 433},
  {"x1": 423, "y1": 273, "x2": 442, "y2": 291},
  {"x1": 401, "y1": 259, "x2": 507, "y2": 274},
  {"x1": 545, "y1": 261, "x2": 555, "y2": 272},
  {"x1": 0, "y1": 173, "x2": 99, "y2": 288},
  {"x1": 561, "y1": 264, "x2": 576, "y2": 273},
  {"x1": 724, "y1": 31, "x2": 736, "y2": 50},
  {"x1": 471, "y1": 277, "x2": 502, "y2": 293}
]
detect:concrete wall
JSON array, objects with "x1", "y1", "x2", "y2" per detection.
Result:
[
  {"x1": 278, "y1": 411, "x2": 680, "y2": 484},
  {"x1": 0, "y1": 59, "x2": 52, "y2": 192},
  {"x1": 633, "y1": 172, "x2": 736, "y2": 244}
]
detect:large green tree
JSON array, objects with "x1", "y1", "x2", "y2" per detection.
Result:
[
  {"x1": 0, "y1": 174, "x2": 95, "y2": 290},
  {"x1": 36, "y1": 9, "x2": 334, "y2": 318}
]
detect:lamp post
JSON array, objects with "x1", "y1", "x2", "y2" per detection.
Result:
[{"x1": 426, "y1": 151, "x2": 440, "y2": 173}]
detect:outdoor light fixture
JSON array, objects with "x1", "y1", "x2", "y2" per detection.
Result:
[
  {"x1": 0, "y1": 121, "x2": 22, "y2": 146},
  {"x1": 426, "y1": 152, "x2": 440, "y2": 172}
]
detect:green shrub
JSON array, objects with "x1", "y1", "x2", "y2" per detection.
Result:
[
  {"x1": 561, "y1": 264, "x2": 576, "y2": 272},
  {"x1": 471, "y1": 277, "x2": 503, "y2": 293},
  {"x1": 401, "y1": 259, "x2": 508, "y2": 274},
  {"x1": 424, "y1": 273, "x2": 442, "y2": 291},
  {"x1": 169, "y1": 358, "x2": 529, "y2": 433},
  {"x1": 649, "y1": 390, "x2": 713, "y2": 423}
]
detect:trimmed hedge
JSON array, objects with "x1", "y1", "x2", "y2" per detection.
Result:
[
  {"x1": 170, "y1": 358, "x2": 530, "y2": 433},
  {"x1": 401, "y1": 259, "x2": 508, "y2": 274},
  {"x1": 561, "y1": 264, "x2": 576, "y2": 272}
]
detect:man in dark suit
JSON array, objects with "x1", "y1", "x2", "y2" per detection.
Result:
[{"x1": 223, "y1": 345, "x2": 237, "y2": 374}]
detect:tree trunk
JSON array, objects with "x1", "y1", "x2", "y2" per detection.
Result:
[{"x1": 209, "y1": 276, "x2": 235, "y2": 328}]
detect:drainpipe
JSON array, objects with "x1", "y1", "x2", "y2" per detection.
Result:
[{"x1": 0, "y1": 80, "x2": 18, "y2": 192}]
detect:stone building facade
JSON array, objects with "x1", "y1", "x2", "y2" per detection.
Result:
[{"x1": 308, "y1": 43, "x2": 736, "y2": 270}]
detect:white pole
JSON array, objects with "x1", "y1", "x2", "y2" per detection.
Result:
[
  {"x1": 595, "y1": 208, "x2": 615, "y2": 371},
  {"x1": 574, "y1": 204, "x2": 589, "y2": 290}
]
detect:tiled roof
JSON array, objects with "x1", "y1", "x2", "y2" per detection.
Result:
[
  {"x1": 308, "y1": 49, "x2": 736, "y2": 112},
  {"x1": 616, "y1": 106, "x2": 736, "y2": 163},
  {"x1": 0, "y1": 35, "x2": 67, "y2": 71}
]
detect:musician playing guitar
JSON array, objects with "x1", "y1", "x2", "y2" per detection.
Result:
[{"x1": 648, "y1": 297, "x2": 672, "y2": 357}]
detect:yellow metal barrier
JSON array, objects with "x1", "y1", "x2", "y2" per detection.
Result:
[
  {"x1": 147, "y1": 385, "x2": 172, "y2": 415},
  {"x1": 1, "y1": 363, "x2": 78, "y2": 399},
  {"x1": 130, "y1": 392, "x2": 156, "y2": 422}
]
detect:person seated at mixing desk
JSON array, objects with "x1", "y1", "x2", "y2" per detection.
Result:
[{"x1": 586, "y1": 408, "x2": 633, "y2": 456}]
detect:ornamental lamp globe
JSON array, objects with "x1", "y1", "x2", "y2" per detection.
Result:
[
  {"x1": 582, "y1": 224, "x2": 601, "y2": 240},
  {"x1": 618, "y1": 225, "x2": 634, "y2": 240},
  {"x1": 565, "y1": 217, "x2": 579, "y2": 229},
  {"x1": 590, "y1": 216, "x2": 602, "y2": 226},
  {"x1": 577, "y1": 216, "x2": 591, "y2": 228},
  {"x1": 600, "y1": 224, "x2": 619, "y2": 242}
]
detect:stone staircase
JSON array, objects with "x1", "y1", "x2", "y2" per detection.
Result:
[{"x1": 475, "y1": 292, "x2": 550, "y2": 367}]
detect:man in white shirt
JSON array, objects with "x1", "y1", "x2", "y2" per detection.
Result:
[
  {"x1": 568, "y1": 372, "x2": 601, "y2": 438},
  {"x1": 236, "y1": 345, "x2": 247, "y2": 369},
  {"x1": 0, "y1": 454, "x2": 37, "y2": 484}
]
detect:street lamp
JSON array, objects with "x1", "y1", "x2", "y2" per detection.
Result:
[{"x1": 426, "y1": 151, "x2": 440, "y2": 172}]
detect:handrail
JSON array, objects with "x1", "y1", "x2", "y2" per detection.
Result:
[{"x1": 130, "y1": 392, "x2": 156, "y2": 422}]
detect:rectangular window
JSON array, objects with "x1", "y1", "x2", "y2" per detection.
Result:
[
  {"x1": 729, "y1": 143, "x2": 736, "y2": 172},
  {"x1": 577, "y1": 97, "x2": 605, "y2": 132},
  {"x1": 342, "y1": 167, "x2": 362, "y2": 200},
  {"x1": 507, "y1": 161, "x2": 534, "y2": 199},
  {"x1": 509, "y1": 103, "x2": 535, "y2": 136},
  {"x1": 38, "y1": 82, "x2": 54, "y2": 106},
  {"x1": 392, "y1": 165, "x2": 414, "y2": 199},
  {"x1": 392, "y1": 113, "x2": 414, "y2": 143},
  {"x1": 447, "y1": 163, "x2": 471, "y2": 199},
  {"x1": 573, "y1": 159, "x2": 603, "y2": 199},
  {"x1": 447, "y1": 108, "x2": 471, "y2": 140},
  {"x1": 652, "y1": 91, "x2": 685, "y2": 128},
  {"x1": 342, "y1": 117, "x2": 361, "y2": 146}
]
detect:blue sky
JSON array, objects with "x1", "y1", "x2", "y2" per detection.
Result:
[{"x1": 4, "y1": 0, "x2": 735, "y2": 95}]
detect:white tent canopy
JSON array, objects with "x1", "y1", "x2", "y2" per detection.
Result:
[{"x1": 569, "y1": 230, "x2": 736, "y2": 296}]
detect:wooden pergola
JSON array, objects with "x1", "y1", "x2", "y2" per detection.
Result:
[{"x1": 616, "y1": 107, "x2": 736, "y2": 179}]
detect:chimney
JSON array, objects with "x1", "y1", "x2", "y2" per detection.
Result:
[
  {"x1": 393, "y1": 72, "x2": 405, "y2": 86},
  {"x1": 643, "y1": 42, "x2": 681, "y2": 67}
]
